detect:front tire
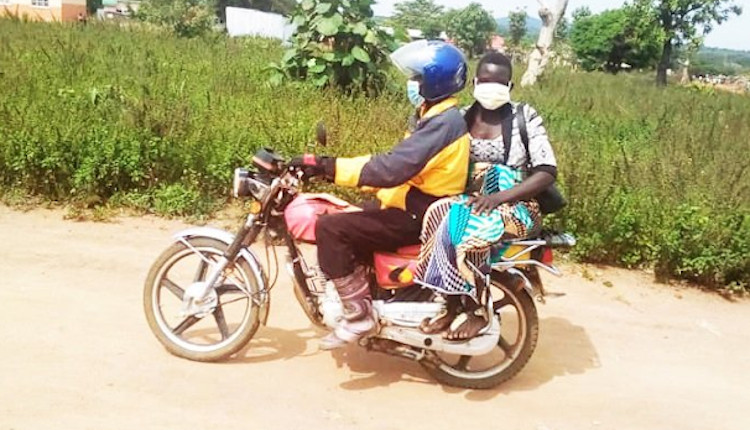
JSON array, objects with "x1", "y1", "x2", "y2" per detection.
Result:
[
  {"x1": 143, "y1": 237, "x2": 262, "y2": 362},
  {"x1": 421, "y1": 276, "x2": 539, "y2": 389}
]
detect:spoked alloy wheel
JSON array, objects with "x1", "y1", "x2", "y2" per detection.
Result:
[
  {"x1": 143, "y1": 238, "x2": 262, "y2": 362},
  {"x1": 421, "y1": 277, "x2": 539, "y2": 389}
]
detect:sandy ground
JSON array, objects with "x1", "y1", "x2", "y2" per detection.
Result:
[{"x1": 1, "y1": 205, "x2": 749, "y2": 430}]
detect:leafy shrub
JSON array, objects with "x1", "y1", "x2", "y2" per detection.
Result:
[
  {"x1": 0, "y1": 21, "x2": 747, "y2": 292},
  {"x1": 135, "y1": 0, "x2": 217, "y2": 38},
  {"x1": 152, "y1": 183, "x2": 213, "y2": 216},
  {"x1": 269, "y1": 0, "x2": 396, "y2": 93}
]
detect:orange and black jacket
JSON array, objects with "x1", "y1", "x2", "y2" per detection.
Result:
[{"x1": 333, "y1": 97, "x2": 470, "y2": 218}]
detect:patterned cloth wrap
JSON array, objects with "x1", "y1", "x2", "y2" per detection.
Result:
[{"x1": 415, "y1": 163, "x2": 541, "y2": 299}]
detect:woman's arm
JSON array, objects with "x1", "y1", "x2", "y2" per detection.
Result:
[
  {"x1": 468, "y1": 171, "x2": 555, "y2": 214},
  {"x1": 470, "y1": 104, "x2": 558, "y2": 215}
]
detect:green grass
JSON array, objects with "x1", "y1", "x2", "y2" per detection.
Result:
[{"x1": 1, "y1": 20, "x2": 748, "y2": 291}]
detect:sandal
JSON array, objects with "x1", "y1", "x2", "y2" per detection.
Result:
[
  {"x1": 419, "y1": 308, "x2": 455, "y2": 334},
  {"x1": 444, "y1": 308, "x2": 489, "y2": 341}
]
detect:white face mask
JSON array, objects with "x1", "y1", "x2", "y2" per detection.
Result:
[
  {"x1": 473, "y1": 81, "x2": 511, "y2": 110},
  {"x1": 407, "y1": 79, "x2": 424, "y2": 107}
]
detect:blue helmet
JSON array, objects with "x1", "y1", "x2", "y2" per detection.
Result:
[{"x1": 390, "y1": 40, "x2": 468, "y2": 102}]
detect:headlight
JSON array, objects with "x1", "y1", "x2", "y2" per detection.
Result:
[
  {"x1": 233, "y1": 168, "x2": 269, "y2": 199},
  {"x1": 233, "y1": 168, "x2": 251, "y2": 198}
]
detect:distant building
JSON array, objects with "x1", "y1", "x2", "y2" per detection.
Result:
[{"x1": 0, "y1": 0, "x2": 86, "y2": 22}]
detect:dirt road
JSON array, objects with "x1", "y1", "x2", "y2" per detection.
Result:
[{"x1": 1, "y1": 205, "x2": 749, "y2": 430}]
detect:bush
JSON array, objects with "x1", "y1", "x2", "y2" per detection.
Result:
[
  {"x1": 134, "y1": 0, "x2": 217, "y2": 38},
  {"x1": 152, "y1": 183, "x2": 214, "y2": 216},
  {"x1": 0, "y1": 21, "x2": 748, "y2": 291},
  {"x1": 270, "y1": 0, "x2": 396, "y2": 94}
]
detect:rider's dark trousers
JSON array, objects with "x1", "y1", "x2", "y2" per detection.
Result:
[{"x1": 316, "y1": 208, "x2": 422, "y2": 279}]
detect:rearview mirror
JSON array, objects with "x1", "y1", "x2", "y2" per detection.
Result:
[{"x1": 315, "y1": 121, "x2": 327, "y2": 147}]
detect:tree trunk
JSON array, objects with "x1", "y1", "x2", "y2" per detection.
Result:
[
  {"x1": 680, "y1": 58, "x2": 690, "y2": 84},
  {"x1": 656, "y1": 39, "x2": 672, "y2": 87},
  {"x1": 520, "y1": 0, "x2": 569, "y2": 87}
]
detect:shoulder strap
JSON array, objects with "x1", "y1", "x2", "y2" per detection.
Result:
[
  {"x1": 516, "y1": 102, "x2": 530, "y2": 167},
  {"x1": 497, "y1": 104, "x2": 513, "y2": 164}
]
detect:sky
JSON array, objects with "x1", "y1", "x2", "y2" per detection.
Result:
[{"x1": 371, "y1": 0, "x2": 750, "y2": 51}]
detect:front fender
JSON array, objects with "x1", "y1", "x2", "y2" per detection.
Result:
[{"x1": 173, "y1": 227, "x2": 270, "y2": 325}]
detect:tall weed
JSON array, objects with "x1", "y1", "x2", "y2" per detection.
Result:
[{"x1": 0, "y1": 20, "x2": 748, "y2": 290}]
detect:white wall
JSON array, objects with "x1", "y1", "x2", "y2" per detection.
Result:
[{"x1": 225, "y1": 7, "x2": 296, "y2": 41}]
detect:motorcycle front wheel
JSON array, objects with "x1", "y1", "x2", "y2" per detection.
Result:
[
  {"x1": 143, "y1": 237, "x2": 262, "y2": 362},
  {"x1": 420, "y1": 275, "x2": 539, "y2": 389}
]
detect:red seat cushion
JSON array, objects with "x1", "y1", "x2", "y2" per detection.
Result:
[{"x1": 396, "y1": 244, "x2": 421, "y2": 257}]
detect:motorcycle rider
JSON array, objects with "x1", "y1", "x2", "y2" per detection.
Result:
[{"x1": 290, "y1": 40, "x2": 470, "y2": 350}]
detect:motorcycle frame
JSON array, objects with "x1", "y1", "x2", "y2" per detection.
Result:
[{"x1": 179, "y1": 170, "x2": 559, "y2": 322}]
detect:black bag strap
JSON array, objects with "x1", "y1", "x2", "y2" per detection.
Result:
[
  {"x1": 500, "y1": 105, "x2": 514, "y2": 164},
  {"x1": 515, "y1": 102, "x2": 531, "y2": 168}
]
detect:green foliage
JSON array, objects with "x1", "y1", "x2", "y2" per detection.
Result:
[
  {"x1": 521, "y1": 69, "x2": 750, "y2": 290},
  {"x1": 572, "y1": 6, "x2": 591, "y2": 21},
  {"x1": 444, "y1": 3, "x2": 496, "y2": 57},
  {"x1": 391, "y1": 0, "x2": 444, "y2": 39},
  {"x1": 135, "y1": 0, "x2": 217, "y2": 38},
  {"x1": 508, "y1": 9, "x2": 527, "y2": 46},
  {"x1": 570, "y1": 5, "x2": 664, "y2": 72},
  {"x1": 0, "y1": 20, "x2": 409, "y2": 214},
  {"x1": 1, "y1": 21, "x2": 749, "y2": 292},
  {"x1": 270, "y1": 0, "x2": 395, "y2": 94},
  {"x1": 554, "y1": 16, "x2": 569, "y2": 42},
  {"x1": 152, "y1": 183, "x2": 215, "y2": 216}
]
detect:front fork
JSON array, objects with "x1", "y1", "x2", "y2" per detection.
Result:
[{"x1": 180, "y1": 214, "x2": 264, "y2": 315}]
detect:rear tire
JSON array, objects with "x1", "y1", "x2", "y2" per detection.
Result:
[
  {"x1": 143, "y1": 237, "x2": 262, "y2": 362},
  {"x1": 421, "y1": 277, "x2": 539, "y2": 389}
]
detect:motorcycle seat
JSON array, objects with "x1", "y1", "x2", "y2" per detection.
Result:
[{"x1": 395, "y1": 244, "x2": 422, "y2": 257}]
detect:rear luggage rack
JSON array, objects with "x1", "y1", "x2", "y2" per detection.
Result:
[
  {"x1": 542, "y1": 232, "x2": 576, "y2": 248},
  {"x1": 490, "y1": 232, "x2": 576, "y2": 277}
]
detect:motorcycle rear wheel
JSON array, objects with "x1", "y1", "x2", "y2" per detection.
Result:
[
  {"x1": 143, "y1": 237, "x2": 262, "y2": 362},
  {"x1": 420, "y1": 276, "x2": 539, "y2": 389}
]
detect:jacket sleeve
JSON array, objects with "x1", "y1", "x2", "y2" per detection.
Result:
[{"x1": 335, "y1": 115, "x2": 460, "y2": 188}]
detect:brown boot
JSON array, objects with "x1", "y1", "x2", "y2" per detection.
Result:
[{"x1": 320, "y1": 267, "x2": 375, "y2": 350}]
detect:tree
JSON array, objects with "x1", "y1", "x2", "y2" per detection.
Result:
[
  {"x1": 391, "y1": 0, "x2": 445, "y2": 39},
  {"x1": 508, "y1": 9, "x2": 527, "y2": 46},
  {"x1": 521, "y1": 0, "x2": 569, "y2": 87},
  {"x1": 444, "y1": 3, "x2": 497, "y2": 57},
  {"x1": 554, "y1": 16, "x2": 569, "y2": 41},
  {"x1": 270, "y1": 0, "x2": 396, "y2": 94},
  {"x1": 572, "y1": 6, "x2": 591, "y2": 21},
  {"x1": 135, "y1": 0, "x2": 217, "y2": 38},
  {"x1": 642, "y1": 0, "x2": 743, "y2": 86},
  {"x1": 86, "y1": 0, "x2": 102, "y2": 15},
  {"x1": 569, "y1": 6, "x2": 663, "y2": 72}
]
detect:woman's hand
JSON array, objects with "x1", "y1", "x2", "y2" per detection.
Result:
[{"x1": 467, "y1": 193, "x2": 507, "y2": 215}]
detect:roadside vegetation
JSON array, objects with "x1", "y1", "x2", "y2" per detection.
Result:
[{"x1": 0, "y1": 19, "x2": 748, "y2": 292}]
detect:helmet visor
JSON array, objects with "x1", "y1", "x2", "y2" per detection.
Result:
[{"x1": 389, "y1": 40, "x2": 432, "y2": 79}]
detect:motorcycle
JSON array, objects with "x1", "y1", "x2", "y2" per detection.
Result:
[{"x1": 143, "y1": 129, "x2": 575, "y2": 389}]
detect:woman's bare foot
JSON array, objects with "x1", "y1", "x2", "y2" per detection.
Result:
[{"x1": 444, "y1": 309, "x2": 489, "y2": 341}]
